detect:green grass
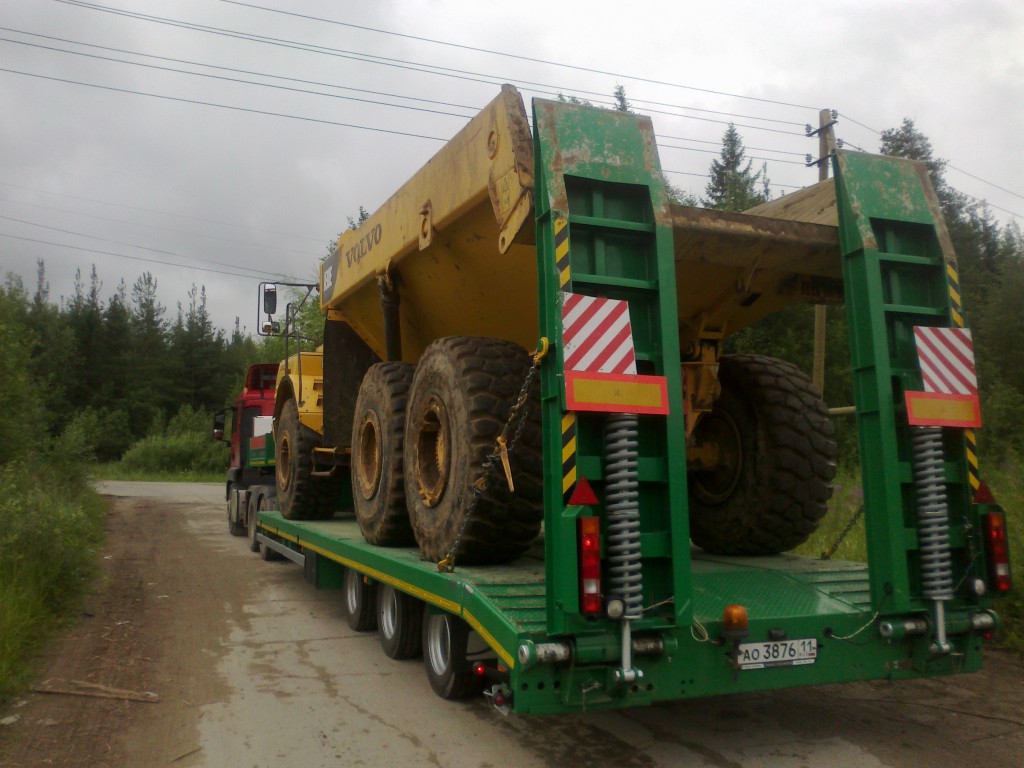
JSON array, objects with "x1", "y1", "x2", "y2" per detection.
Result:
[
  {"x1": 0, "y1": 461, "x2": 105, "y2": 700},
  {"x1": 793, "y1": 463, "x2": 1024, "y2": 654}
]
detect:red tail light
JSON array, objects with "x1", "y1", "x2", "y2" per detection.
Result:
[
  {"x1": 578, "y1": 517, "x2": 602, "y2": 615},
  {"x1": 983, "y1": 511, "x2": 1012, "y2": 593}
]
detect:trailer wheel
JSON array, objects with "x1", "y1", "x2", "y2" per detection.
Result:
[
  {"x1": 227, "y1": 485, "x2": 246, "y2": 536},
  {"x1": 688, "y1": 354, "x2": 837, "y2": 555},
  {"x1": 256, "y1": 495, "x2": 281, "y2": 561},
  {"x1": 403, "y1": 337, "x2": 543, "y2": 565},
  {"x1": 377, "y1": 583, "x2": 424, "y2": 659},
  {"x1": 343, "y1": 568, "x2": 377, "y2": 632},
  {"x1": 246, "y1": 492, "x2": 261, "y2": 553},
  {"x1": 352, "y1": 362, "x2": 416, "y2": 546},
  {"x1": 276, "y1": 398, "x2": 339, "y2": 521},
  {"x1": 422, "y1": 611, "x2": 480, "y2": 700}
]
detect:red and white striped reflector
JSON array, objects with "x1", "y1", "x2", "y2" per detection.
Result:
[
  {"x1": 562, "y1": 292, "x2": 637, "y2": 375},
  {"x1": 914, "y1": 326, "x2": 977, "y2": 396}
]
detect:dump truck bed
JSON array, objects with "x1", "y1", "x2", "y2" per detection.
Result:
[{"x1": 321, "y1": 86, "x2": 844, "y2": 362}]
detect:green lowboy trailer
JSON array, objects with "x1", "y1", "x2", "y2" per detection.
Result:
[{"x1": 240, "y1": 88, "x2": 1012, "y2": 715}]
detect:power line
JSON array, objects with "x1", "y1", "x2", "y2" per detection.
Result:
[
  {"x1": 219, "y1": 0, "x2": 820, "y2": 112},
  {"x1": 0, "y1": 34, "x2": 478, "y2": 121},
  {"x1": 0, "y1": 212, "x2": 298, "y2": 277},
  {"x1": 0, "y1": 67, "x2": 449, "y2": 142},
  {"x1": 659, "y1": 143, "x2": 807, "y2": 166},
  {"x1": 0, "y1": 232, "x2": 303, "y2": 281},
  {"x1": 1, "y1": 26, "x2": 481, "y2": 113},
  {"x1": 0, "y1": 181, "x2": 323, "y2": 244},
  {"x1": 0, "y1": 195, "x2": 322, "y2": 258},
  {"x1": 54, "y1": 1, "x2": 810, "y2": 136}
]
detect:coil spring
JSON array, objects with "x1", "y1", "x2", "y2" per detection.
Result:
[
  {"x1": 911, "y1": 426, "x2": 954, "y2": 600},
  {"x1": 604, "y1": 413, "x2": 643, "y2": 620}
]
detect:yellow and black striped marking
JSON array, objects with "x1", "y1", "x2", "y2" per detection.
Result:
[
  {"x1": 561, "y1": 411, "x2": 577, "y2": 505},
  {"x1": 555, "y1": 216, "x2": 571, "y2": 289},
  {"x1": 946, "y1": 260, "x2": 980, "y2": 494}
]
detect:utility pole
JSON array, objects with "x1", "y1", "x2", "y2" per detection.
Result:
[{"x1": 808, "y1": 109, "x2": 837, "y2": 394}]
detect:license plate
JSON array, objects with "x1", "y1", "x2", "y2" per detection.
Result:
[{"x1": 737, "y1": 638, "x2": 817, "y2": 670}]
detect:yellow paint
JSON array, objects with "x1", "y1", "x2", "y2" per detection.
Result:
[
  {"x1": 572, "y1": 377, "x2": 665, "y2": 410},
  {"x1": 319, "y1": 85, "x2": 538, "y2": 363},
  {"x1": 907, "y1": 396, "x2": 978, "y2": 423},
  {"x1": 562, "y1": 466, "x2": 577, "y2": 495},
  {"x1": 463, "y1": 609, "x2": 515, "y2": 668}
]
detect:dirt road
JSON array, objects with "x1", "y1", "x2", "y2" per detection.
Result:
[{"x1": 1, "y1": 482, "x2": 1022, "y2": 767}]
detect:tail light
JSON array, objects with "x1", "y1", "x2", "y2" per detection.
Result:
[
  {"x1": 982, "y1": 510, "x2": 1011, "y2": 593},
  {"x1": 578, "y1": 517, "x2": 602, "y2": 615}
]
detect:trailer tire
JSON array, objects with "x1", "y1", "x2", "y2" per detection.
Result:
[
  {"x1": 343, "y1": 568, "x2": 377, "y2": 632},
  {"x1": 403, "y1": 337, "x2": 543, "y2": 565},
  {"x1": 422, "y1": 611, "x2": 480, "y2": 700},
  {"x1": 247, "y1": 491, "x2": 261, "y2": 553},
  {"x1": 227, "y1": 485, "x2": 246, "y2": 537},
  {"x1": 276, "y1": 398, "x2": 339, "y2": 521},
  {"x1": 352, "y1": 362, "x2": 416, "y2": 546},
  {"x1": 688, "y1": 354, "x2": 836, "y2": 556},
  {"x1": 256, "y1": 495, "x2": 281, "y2": 561},
  {"x1": 377, "y1": 583, "x2": 424, "y2": 659}
]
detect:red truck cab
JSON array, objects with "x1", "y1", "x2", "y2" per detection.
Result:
[{"x1": 214, "y1": 363, "x2": 279, "y2": 537}]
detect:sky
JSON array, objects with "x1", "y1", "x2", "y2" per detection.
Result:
[{"x1": 2, "y1": 0, "x2": 1022, "y2": 334}]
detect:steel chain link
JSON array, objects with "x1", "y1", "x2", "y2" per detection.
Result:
[{"x1": 820, "y1": 505, "x2": 865, "y2": 560}]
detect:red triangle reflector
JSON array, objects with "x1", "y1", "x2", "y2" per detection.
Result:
[
  {"x1": 569, "y1": 476, "x2": 599, "y2": 506},
  {"x1": 973, "y1": 481, "x2": 996, "y2": 505}
]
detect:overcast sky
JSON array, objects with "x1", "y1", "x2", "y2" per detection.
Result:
[{"x1": 2, "y1": 0, "x2": 1022, "y2": 334}]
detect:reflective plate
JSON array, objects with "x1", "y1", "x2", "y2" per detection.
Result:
[{"x1": 737, "y1": 638, "x2": 817, "y2": 670}]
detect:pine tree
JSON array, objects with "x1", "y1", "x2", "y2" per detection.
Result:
[{"x1": 702, "y1": 125, "x2": 768, "y2": 211}]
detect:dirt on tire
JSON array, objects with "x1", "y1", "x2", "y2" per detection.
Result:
[
  {"x1": 351, "y1": 361, "x2": 416, "y2": 546},
  {"x1": 276, "y1": 398, "x2": 343, "y2": 521},
  {"x1": 403, "y1": 336, "x2": 543, "y2": 565}
]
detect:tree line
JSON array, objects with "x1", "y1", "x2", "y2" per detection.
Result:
[{"x1": 2, "y1": 109, "x2": 1021, "y2": 464}]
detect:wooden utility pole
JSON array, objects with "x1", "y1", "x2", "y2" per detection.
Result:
[{"x1": 812, "y1": 109, "x2": 837, "y2": 394}]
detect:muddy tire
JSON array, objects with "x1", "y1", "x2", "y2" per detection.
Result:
[
  {"x1": 688, "y1": 354, "x2": 836, "y2": 556},
  {"x1": 351, "y1": 363, "x2": 416, "y2": 546},
  {"x1": 227, "y1": 485, "x2": 246, "y2": 536},
  {"x1": 377, "y1": 583, "x2": 424, "y2": 659},
  {"x1": 422, "y1": 611, "x2": 480, "y2": 700},
  {"x1": 246, "y1": 492, "x2": 261, "y2": 553},
  {"x1": 403, "y1": 337, "x2": 543, "y2": 565},
  {"x1": 276, "y1": 398, "x2": 340, "y2": 521}
]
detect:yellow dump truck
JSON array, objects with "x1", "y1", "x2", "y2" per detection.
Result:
[{"x1": 246, "y1": 85, "x2": 1008, "y2": 711}]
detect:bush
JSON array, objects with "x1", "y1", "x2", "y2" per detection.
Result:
[
  {"x1": 0, "y1": 460, "x2": 104, "y2": 699},
  {"x1": 119, "y1": 432, "x2": 227, "y2": 475}
]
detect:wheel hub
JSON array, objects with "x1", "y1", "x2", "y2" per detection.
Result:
[
  {"x1": 356, "y1": 411, "x2": 383, "y2": 500},
  {"x1": 414, "y1": 397, "x2": 450, "y2": 508}
]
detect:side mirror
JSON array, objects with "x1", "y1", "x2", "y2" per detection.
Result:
[
  {"x1": 213, "y1": 409, "x2": 226, "y2": 442},
  {"x1": 263, "y1": 284, "x2": 278, "y2": 316}
]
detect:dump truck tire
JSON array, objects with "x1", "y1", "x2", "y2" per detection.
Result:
[
  {"x1": 689, "y1": 354, "x2": 836, "y2": 556},
  {"x1": 403, "y1": 337, "x2": 543, "y2": 565},
  {"x1": 352, "y1": 362, "x2": 416, "y2": 546},
  {"x1": 276, "y1": 398, "x2": 339, "y2": 521}
]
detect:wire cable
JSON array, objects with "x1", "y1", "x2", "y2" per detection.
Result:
[
  {"x1": 218, "y1": 0, "x2": 819, "y2": 111},
  {"x1": 0, "y1": 213, "x2": 299, "y2": 277},
  {"x1": 0, "y1": 232, "x2": 304, "y2": 281},
  {"x1": 0, "y1": 67, "x2": 449, "y2": 142}
]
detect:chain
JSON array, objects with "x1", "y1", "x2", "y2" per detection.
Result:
[
  {"x1": 820, "y1": 505, "x2": 865, "y2": 560},
  {"x1": 438, "y1": 339, "x2": 549, "y2": 572}
]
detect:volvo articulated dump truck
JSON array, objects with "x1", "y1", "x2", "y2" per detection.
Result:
[{"x1": 234, "y1": 85, "x2": 1011, "y2": 714}]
